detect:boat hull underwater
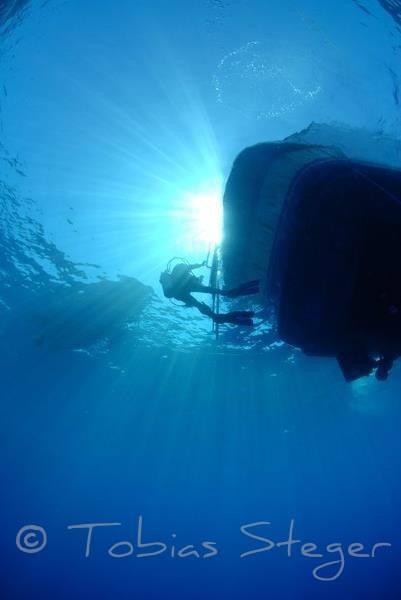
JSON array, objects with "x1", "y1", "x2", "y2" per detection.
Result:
[{"x1": 222, "y1": 139, "x2": 401, "y2": 382}]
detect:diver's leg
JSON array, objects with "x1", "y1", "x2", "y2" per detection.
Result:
[
  {"x1": 185, "y1": 294, "x2": 254, "y2": 326},
  {"x1": 181, "y1": 294, "x2": 214, "y2": 317}
]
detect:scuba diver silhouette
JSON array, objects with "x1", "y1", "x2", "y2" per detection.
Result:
[{"x1": 159, "y1": 260, "x2": 259, "y2": 326}]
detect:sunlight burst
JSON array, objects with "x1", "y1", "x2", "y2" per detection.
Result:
[{"x1": 181, "y1": 181, "x2": 223, "y2": 252}]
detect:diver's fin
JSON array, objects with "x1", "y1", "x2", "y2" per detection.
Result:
[
  {"x1": 214, "y1": 311, "x2": 254, "y2": 326},
  {"x1": 230, "y1": 310, "x2": 255, "y2": 318},
  {"x1": 241, "y1": 280, "x2": 260, "y2": 292},
  {"x1": 241, "y1": 279, "x2": 260, "y2": 288},
  {"x1": 232, "y1": 317, "x2": 254, "y2": 327},
  {"x1": 224, "y1": 280, "x2": 260, "y2": 298}
]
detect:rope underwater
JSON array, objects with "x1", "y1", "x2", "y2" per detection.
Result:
[{"x1": 208, "y1": 245, "x2": 221, "y2": 340}]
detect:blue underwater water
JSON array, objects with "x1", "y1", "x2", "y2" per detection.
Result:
[{"x1": 2, "y1": 1, "x2": 401, "y2": 598}]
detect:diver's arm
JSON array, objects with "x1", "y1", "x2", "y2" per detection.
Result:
[{"x1": 188, "y1": 261, "x2": 206, "y2": 270}]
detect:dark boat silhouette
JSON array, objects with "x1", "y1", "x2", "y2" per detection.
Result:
[{"x1": 222, "y1": 137, "x2": 401, "y2": 381}]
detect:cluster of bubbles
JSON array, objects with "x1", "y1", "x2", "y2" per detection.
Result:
[{"x1": 214, "y1": 40, "x2": 322, "y2": 119}]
